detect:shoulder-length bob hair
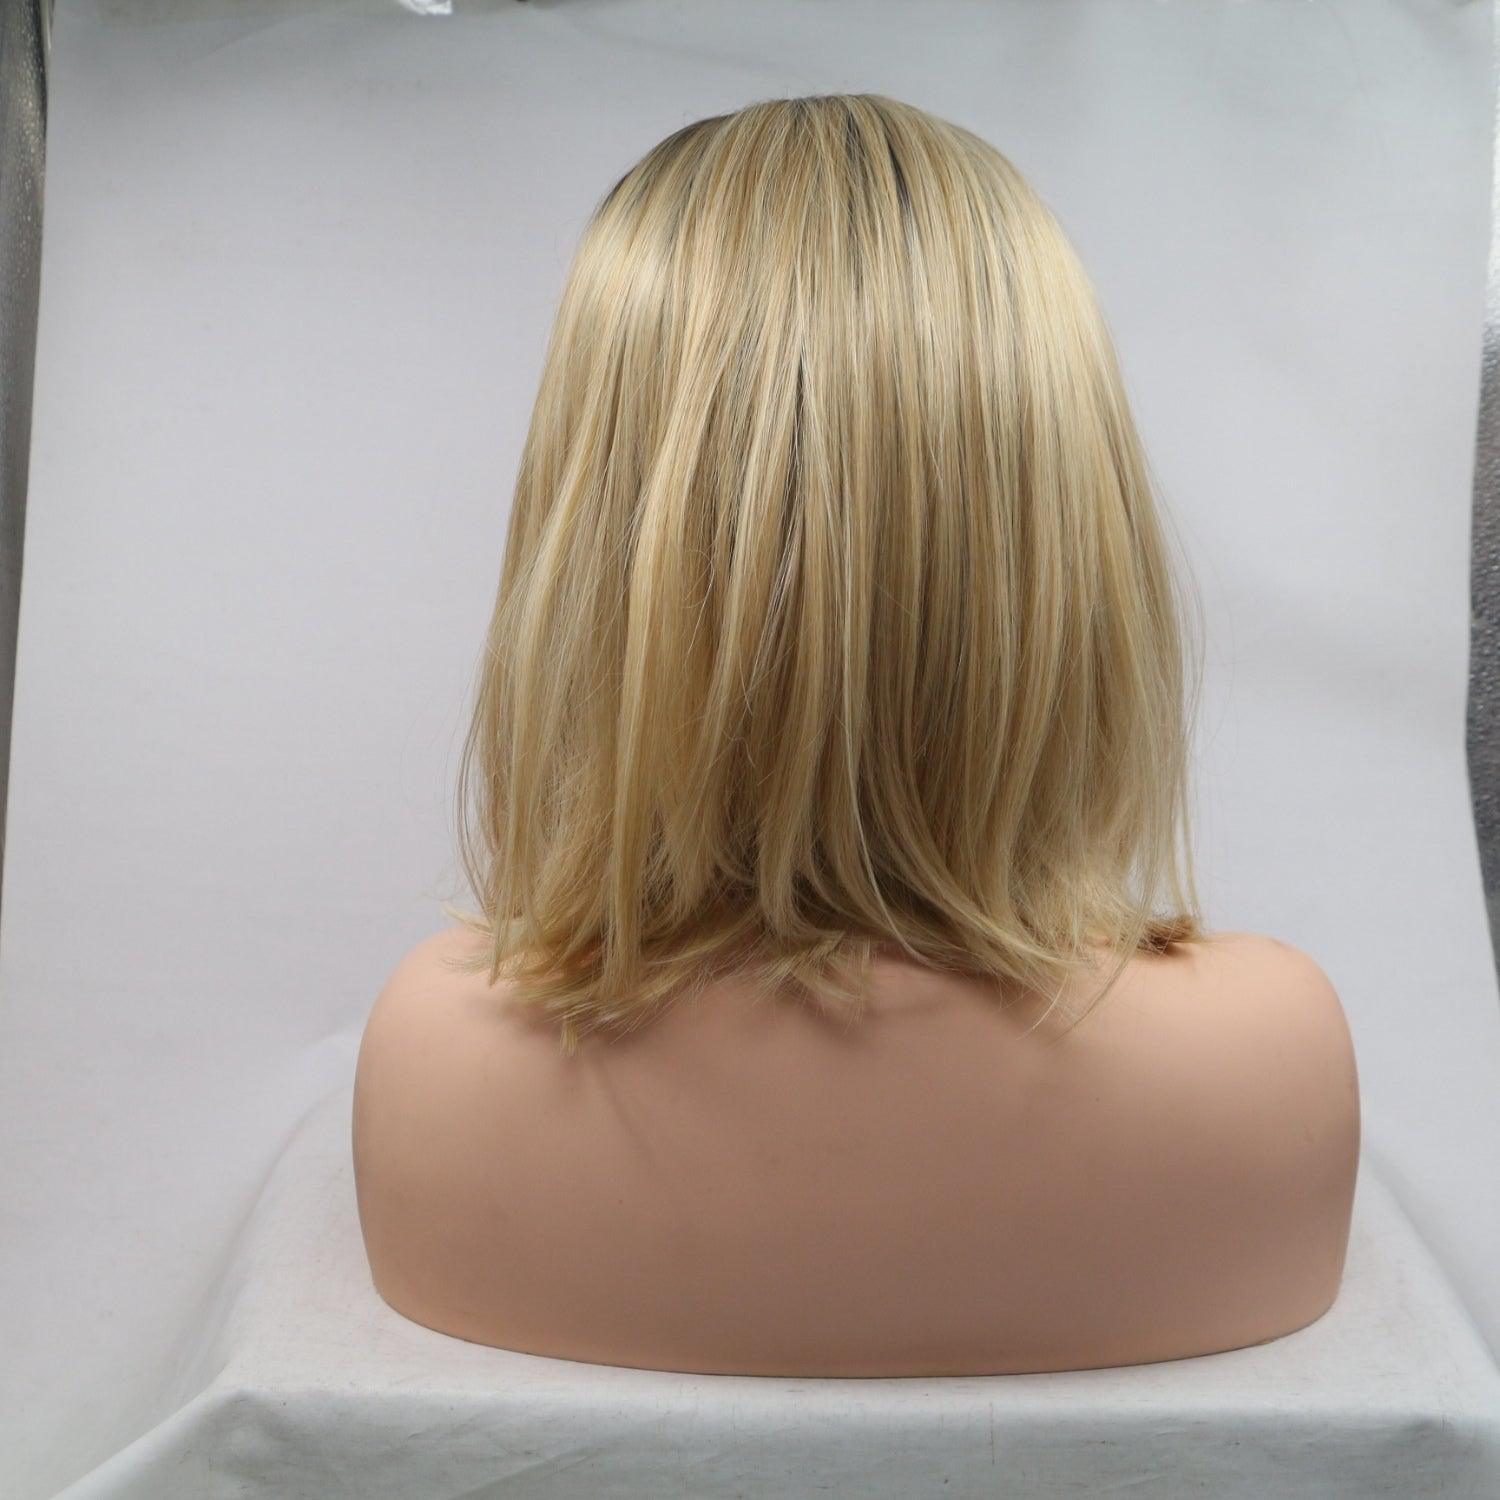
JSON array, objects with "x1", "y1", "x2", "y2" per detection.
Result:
[{"x1": 446, "y1": 92, "x2": 1205, "y2": 1052}]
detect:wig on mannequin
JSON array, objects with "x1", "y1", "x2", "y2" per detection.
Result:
[{"x1": 445, "y1": 92, "x2": 1206, "y2": 1052}]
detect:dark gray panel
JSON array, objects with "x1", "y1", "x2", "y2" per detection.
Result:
[{"x1": 0, "y1": 0, "x2": 48, "y2": 888}]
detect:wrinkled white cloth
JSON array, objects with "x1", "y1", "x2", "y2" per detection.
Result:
[{"x1": 52, "y1": 1089, "x2": 1500, "y2": 1500}]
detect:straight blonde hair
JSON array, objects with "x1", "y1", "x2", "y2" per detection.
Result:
[{"x1": 445, "y1": 93, "x2": 1206, "y2": 1053}]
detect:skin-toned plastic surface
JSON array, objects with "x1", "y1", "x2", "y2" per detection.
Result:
[{"x1": 352, "y1": 927, "x2": 1359, "y2": 1378}]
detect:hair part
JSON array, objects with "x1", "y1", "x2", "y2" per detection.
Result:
[{"x1": 444, "y1": 92, "x2": 1206, "y2": 1054}]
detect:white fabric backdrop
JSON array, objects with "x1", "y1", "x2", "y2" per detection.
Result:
[{"x1": 2, "y1": 1, "x2": 1497, "y2": 1495}]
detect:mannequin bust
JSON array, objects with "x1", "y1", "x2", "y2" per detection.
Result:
[
  {"x1": 353, "y1": 924, "x2": 1358, "y2": 1376},
  {"x1": 352, "y1": 92, "x2": 1361, "y2": 1375}
]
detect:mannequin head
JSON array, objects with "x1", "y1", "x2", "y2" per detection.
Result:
[{"x1": 449, "y1": 93, "x2": 1203, "y2": 1049}]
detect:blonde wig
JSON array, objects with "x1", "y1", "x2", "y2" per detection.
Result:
[{"x1": 445, "y1": 92, "x2": 1206, "y2": 1053}]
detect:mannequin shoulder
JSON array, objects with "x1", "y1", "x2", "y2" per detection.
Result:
[
  {"x1": 1109, "y1": 929, "x2": 1362, "y2": 1171},
  {"x1": 352, "y1": 926, "x2": 565, "y2": 1135},
  {"x1": 358, "y1": 924, "x2": 493, "y2": 1035},
  {"x1": 356, "y1": 926, "x2": 478, "y2": 1067},
  {"x1": 1181, "y1": 929, "x2": 1358, "y2": 1065}
]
